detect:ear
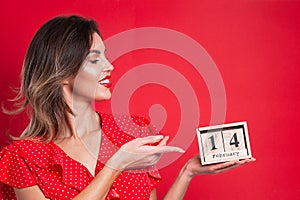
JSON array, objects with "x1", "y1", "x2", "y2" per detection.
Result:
[
  {"x1": 62, "y1": 76, "x2": 74, "y2": 85},
  {"x1": 63, "y1": 79, "x2": 70, "y2": 85},
  {"x1": 62, "y1": 78, "x2": 73, "y2": 102}
]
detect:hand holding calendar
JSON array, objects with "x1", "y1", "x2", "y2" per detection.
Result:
[
  {"x1": 196, "y1": 122, "x2": 253, "y2": 165},
  {"x1": 182, "y1": 156, "x2": 255, "y2": 178}
]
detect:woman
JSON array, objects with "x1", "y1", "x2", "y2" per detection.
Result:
[{"x1": 0, "y1": 15, "x2": 255, "y2": 200}]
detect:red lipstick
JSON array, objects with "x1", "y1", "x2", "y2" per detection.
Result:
[{"x1": 98, "y1": 75, "x2": 112, "y2": 88}]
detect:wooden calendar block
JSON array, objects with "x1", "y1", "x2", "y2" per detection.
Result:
[
  {"x1": 199, "y1": 131, "x2": 224, "y2": 161},
  {"x1": 196, "y1": 121, "x2": 252, "y2": 165},
  {"x1": 222, "y1": 128, "x2": 248, "y2": 157}
]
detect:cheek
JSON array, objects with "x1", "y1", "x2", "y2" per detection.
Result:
[
  {"x1": 72, "y1": 66, "x2": 102, "y2": 96},
  {"x1": 75, "y1": 64, "x2": 104, "y2": 86},
  {"x1": 81, "y1": 65, "x2": 101, "y2": 80}
]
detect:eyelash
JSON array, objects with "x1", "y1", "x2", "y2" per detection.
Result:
[
  {"x1": 89, "y1": 54, "x2": 110, "y2": 64},
  {"x1": 90, "y1": 58, "x2": 101, "y2": 64}
]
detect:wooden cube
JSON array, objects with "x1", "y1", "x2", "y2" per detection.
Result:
[{"x1": 196, "y1": 121, "x2": 252, "y2": 165}]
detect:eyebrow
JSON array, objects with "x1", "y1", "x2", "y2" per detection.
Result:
[
  {"x1": 89, "y1": 50, "x2": 101, "y2": 54},
  {"x1": 88, "y1": 49, "x2": 107, "y2": 55}
]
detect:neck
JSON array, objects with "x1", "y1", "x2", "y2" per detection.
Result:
[
  {"x1": 63, "y1": 100, "x2": 100, "y2": 140},
  {"x1": 61, "y1": 84, "x2": 101, "y2": 140}
]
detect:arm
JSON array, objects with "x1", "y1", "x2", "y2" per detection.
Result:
[
  {"x1": 14, "y1": 135, "x2": 183, "y2": 200},
  {"x1": 14, "y1": 165, "x2": 120, "y2": 200},
  {"x1": 14, "y1": 186, "x2": 50, "y2": 200},
  {"x1": 163, "y1": 156, "x2": 256, "y2": 200},
  {"x1": 150, "y1": 188, "x2": 157, "y2": 200},
  {"x1": 162, "y1": 167, "x2": 191, "y2": 200}
]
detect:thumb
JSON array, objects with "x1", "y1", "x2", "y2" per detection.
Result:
[{"x1": 157, "y1": 136, "x2": 169, "y2": 146}]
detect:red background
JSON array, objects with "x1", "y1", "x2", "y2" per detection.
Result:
[{"x1": 0, "y1": 0, "x2": 299, "y2": 199}]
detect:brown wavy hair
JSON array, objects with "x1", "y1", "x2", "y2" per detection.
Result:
[{"x1": 3, "y1": 15, "x2": 100, "y2": 142}]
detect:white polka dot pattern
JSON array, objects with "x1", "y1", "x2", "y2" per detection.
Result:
[{"x1": 0, "y1": 113, "x2": 162, "y2": 199}]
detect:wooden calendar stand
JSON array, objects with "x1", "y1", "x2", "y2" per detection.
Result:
[{"x1": 196, "y1": 121, "x2": 252, "y2": 165}]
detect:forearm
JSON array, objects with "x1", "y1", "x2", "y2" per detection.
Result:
[
  {"x1": 73, "y1": 165, "x2": 120, "y2": 200},
  {"x1": 163, "y1": 166, "x2": 193, "y2": 200},
  {"x1": 14, "y1": 165, "x2": 120, "y2": 200},
  {"x1": 150, "y1": 188, "x2": 157, "y2": 200}
]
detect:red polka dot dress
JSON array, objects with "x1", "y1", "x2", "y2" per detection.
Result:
[{"x1": 0, "y1": 113, "x2": 162, "y2": 199}]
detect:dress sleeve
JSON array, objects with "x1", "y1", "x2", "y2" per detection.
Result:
[
  {"x1": 0, "y1": 144, "x2": 37, "y2": 188},
  {"x1": 147, "y1": 166, "x2": 162, "y2": 190},
  {"x1": 134, "y1": 116, "x2": 163, "y2": 189},
  {"x1": 100, "y1": 113, "x2": 163, "y2": 194},
  {"x1": 132, "y1": 115, "x2": 163, "y2": 137}
]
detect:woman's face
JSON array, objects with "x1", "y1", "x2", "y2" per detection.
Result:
[{"x1": 70, "y1": 33, "x2": 114, "y2": 102}]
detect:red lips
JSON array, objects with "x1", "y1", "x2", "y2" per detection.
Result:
[{"x1": 98, "y1": 75, "x2": 112, "y2": 88}]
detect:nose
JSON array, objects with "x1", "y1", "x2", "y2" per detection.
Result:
[{"x1": 103, "y1": 59, "x2": 114, "y2": 72}]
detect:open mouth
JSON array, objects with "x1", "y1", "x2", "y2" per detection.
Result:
[{"x1": 98, "y1": 75, "x2": 112, "y2": 88}]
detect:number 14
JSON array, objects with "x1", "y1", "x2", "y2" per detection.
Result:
[{"x1": 209, "y1": 133, "x2": 240, "y2": 150}]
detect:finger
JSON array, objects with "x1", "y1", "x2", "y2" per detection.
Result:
[
  {"x1": 213, "y1": 158, "x2": 256, "y2": 174},
  {"x1": 250, "y1": 157, "x2": 256, "y2": 161},
  {"x1": 155, "y1": 145, "x2": 185, "y2": 153},
  {"x1": 214, "y1": 163, "x2": 240, "y2": 174},
  {"x1": 237, "y1": 159, "x2": 250, "y2": 165},
  {"x1": 236, "y1": 157, "x2": 256, "y2": 166},
  {"x1": 157, "y1": 136, "x2": 169, "y2": 146},
  {"x1": 138, "y1": 135, "x2": 164, "y2": 145},
  {"x1": 247, "y1": 157, "x2": 256, "y2": 162},
  {"x1": 210, "y1": 160, "x2": 239, "y2": 171}
]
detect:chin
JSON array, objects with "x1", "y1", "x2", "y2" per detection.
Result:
[{"x1": 95, "y1": 92, "x2": 112, "y2": 101}]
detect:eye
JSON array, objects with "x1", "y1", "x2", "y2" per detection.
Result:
[{"x1": 90, "y1": 58, "x2": 101, "y2": 64}]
